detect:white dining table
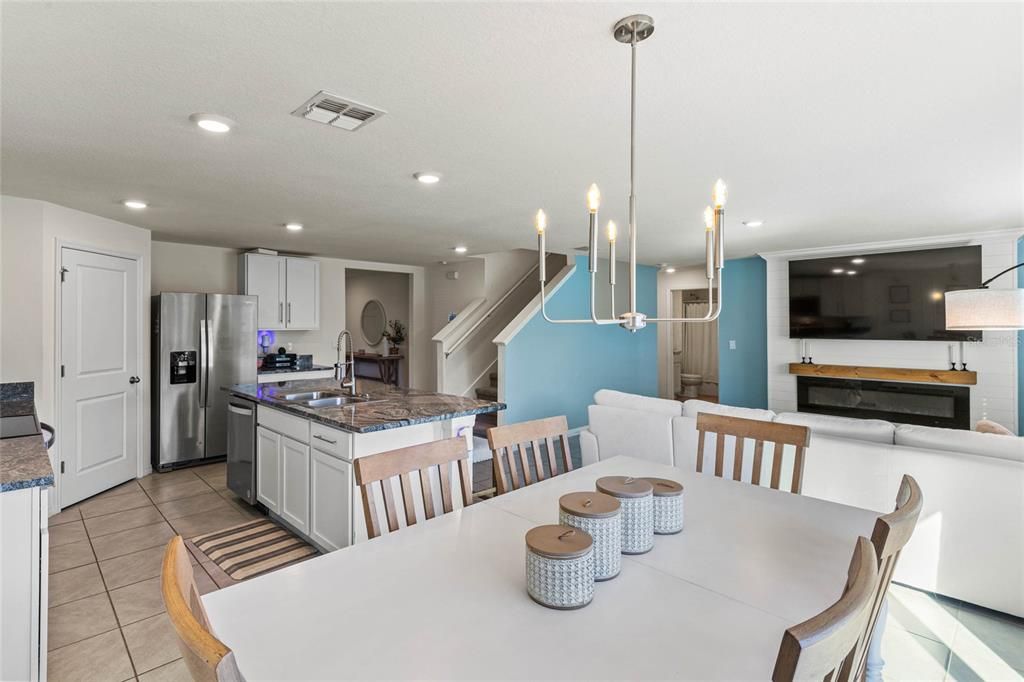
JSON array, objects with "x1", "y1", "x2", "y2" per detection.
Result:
[{"x1": 203, "y1": 456, "x2": 880, "y2": 680}]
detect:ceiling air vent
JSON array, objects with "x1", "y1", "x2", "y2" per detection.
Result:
[{"x1": 291, "y1": 91, "x2": 386, "y2": 132}]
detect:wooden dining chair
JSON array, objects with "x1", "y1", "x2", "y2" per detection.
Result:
[
  {"x1": 695, "y1": 412, "x2": 811, "y2": 494},
  {"x1": 844, "y1": 474, "x2": 924, "y2": 681},
  {"x1": 354, "y1": 436, "x2": 472, "y2": 540},
  {"x1": 486, "y1": 415, "x2": 573, "y2": 495},
  {"x1": 772, "y1": 536, "x2": 880, "y2": 682},
  {"x1": 160, "y1": 536, "x2": 245, "y2": 682}
]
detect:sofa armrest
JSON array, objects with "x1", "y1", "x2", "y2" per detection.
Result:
[{"x1": 579, "y1": 428, "x2": 600, "y2": 466}]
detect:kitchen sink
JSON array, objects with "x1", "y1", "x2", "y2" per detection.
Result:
[
  {"x1": 305, "y1": 396, "x2": 376, "y2": 408},
  {"x1": 280, "y1": 391, "x2": 344, "y2": 402}
]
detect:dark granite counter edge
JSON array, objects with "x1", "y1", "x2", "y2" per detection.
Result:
[
  {"x1": 258, "y1": 365, "x2": 334, "y2": 376},
  {"x1": 226, "y1": 387, "x2": 505, "y2": 435},
  {"x1": 1, "y1": 380, "x2": 55, "y2": 492},
  {"x1": 1, "y1": 469, "x2": 55, "y2": 493}
]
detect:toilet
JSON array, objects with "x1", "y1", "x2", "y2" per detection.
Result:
[{"x1": 679, "y1": 373, "x2": 702, "y2": 399}]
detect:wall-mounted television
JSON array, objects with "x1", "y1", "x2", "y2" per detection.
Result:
[{"x1": 788, "y1": 245, "x2": 982, "y2": 341}]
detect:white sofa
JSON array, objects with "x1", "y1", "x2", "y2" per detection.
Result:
[{"x1": 579, "y1": 390, "x2": 1024, "y2": 618}]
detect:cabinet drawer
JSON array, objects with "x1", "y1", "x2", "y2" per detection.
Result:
[
  {"x1": 310, "y1": 422, "x2": 350, "y2": 460},
  {"x1": 257, "y1": 406, "x2": 309, "y2": 444}
]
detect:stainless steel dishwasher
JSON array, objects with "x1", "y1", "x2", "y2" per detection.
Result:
[{"x1": 226, "y1": 398, "x2": 256, "y2": 504}]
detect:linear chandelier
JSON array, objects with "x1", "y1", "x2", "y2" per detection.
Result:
[{"x1": 534, "y1": 14, "x2": 728, "y2": 332}]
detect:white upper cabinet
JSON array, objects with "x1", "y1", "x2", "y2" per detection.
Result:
[
  {"x1": 240, "y1": 253, "x2": 319, "y2": 330},
  {"x1": 285, "y1": 257, "x2": 319, "y2": 329}
]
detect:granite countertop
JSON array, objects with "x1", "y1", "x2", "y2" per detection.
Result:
[
  {"x1": 225, "y1": 379, "x2": 505, "y2": 434},
  {"x1": 1, "y1": 382, "x2": 55, "y2": 493},
  {"x1": 258, "y1": 364, "x2": 334, "y2": 376}
]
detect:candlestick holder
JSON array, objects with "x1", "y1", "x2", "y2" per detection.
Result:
[
  {"x1": 958, "y1": 362, "x2": 968, "y2": 371},
  {"x1": 950, "y1": 362, "x2": 958, "y2": 371}
]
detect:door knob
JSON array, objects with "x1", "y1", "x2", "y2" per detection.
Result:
[{"x1": 129, "y1": 376, "x2": 141, "y2": 384}]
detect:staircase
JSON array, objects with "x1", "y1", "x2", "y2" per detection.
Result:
[{"x1": 474, "y1": 371, "x2": 499, "y2": 437}]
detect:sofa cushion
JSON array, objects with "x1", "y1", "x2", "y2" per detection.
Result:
[
  {"x1": 587, "y1": 404, "x2": 675, "y2": 466},
  {"x1": 894, "y1": 424, "x2": 1024, "y2": 463},
  {"x1": 775, "y1": 412, "x2": 895, "y2": 445},
  {"x1": 681, "y1": 399, "x2": 775, "y2": 422},
  {"x1": 594, "y1": 389, "x2": 682, "y2": 416}
]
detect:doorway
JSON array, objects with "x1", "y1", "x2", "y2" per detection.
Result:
[
  {"x1": 344, "y1": 269, "x2": 412, "y2": 388},
  {"x1": 58, "y1": 247, "x2": 142, "y2": 507},
  {"x1": 670, "y1": 288, "x2": 718, "y2": 402}
]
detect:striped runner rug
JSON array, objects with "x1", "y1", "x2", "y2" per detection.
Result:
[{"x1": 191, "y1": 518, "x2": 319, "y2": 581}]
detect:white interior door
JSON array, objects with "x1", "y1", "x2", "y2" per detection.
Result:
[{"x1": 60, "y1": 247, "x2": 140, "y2": 506}]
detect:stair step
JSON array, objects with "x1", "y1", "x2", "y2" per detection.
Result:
[
  {"x1": 476, "y1": 386, "x2": 498, "y2": 401},
  {"x1": 489, "y1": 372, "x2": 498, "y2": 387},
  {"x1": 473, "y1": 411, "x2": 498, "y2": 439}
]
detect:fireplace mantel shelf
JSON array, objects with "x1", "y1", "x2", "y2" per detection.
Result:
[{"x1": 788, "y1": 363, "x2": 977, "y2": 386}]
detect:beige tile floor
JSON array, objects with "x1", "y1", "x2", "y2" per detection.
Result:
[
  {"x1": 48, "y1": 462, "x2": 1023, "y2": 681},
  {"x1": 46, "y1": 461, "x2": 261, "y2": 681}
]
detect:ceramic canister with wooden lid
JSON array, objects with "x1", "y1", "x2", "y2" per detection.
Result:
[
  {"x1": 595, "y1": 476, "x2": 654, "y2": 554},
  {"x1": 643, "y1": 477, "x2": 684, "y2": 534},
  {"x1": 525, "y1": 525, "x2": 595, "y2": 609},
  {"x1": 559, "y1": 492, "x2": 622, "y2": 581}
]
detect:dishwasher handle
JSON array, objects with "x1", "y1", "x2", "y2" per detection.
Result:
[{"x1": 228, "y1": 403, "x2": 254, "y2": 417}]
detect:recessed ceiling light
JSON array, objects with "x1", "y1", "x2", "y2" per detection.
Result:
[
  {"x1": 742, "y1": 220, "x2": 764, "y2": 228},
  {"x1": 831, "y1": 268, "x2": 845, "y2": 274},
  {"x1": 453, "y1": 245, "x2": 468, "y2": 254},
  {"x1": 123, "y1": 200, "x2": 147, "y2": 210},
  {"x1": 664, "y1": 267, "x2": 677, "y2": 274},
  {"x1": 414, "y1": 172, "x2": 442, "y2": 185},
  {"x1": 189, "y1": 113, "x2": 235, "y2": 133},
  {"x1": 847, "y1": 270, "x2": 858, "y2": 275},
  {"x1": 285, "y1": 222, "x2": 303, "y2": 231},
  {"x1": 851, "y1": 257, "x2": 866, "y2": 265}
]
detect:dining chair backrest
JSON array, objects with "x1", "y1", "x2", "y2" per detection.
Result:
[
  {"x1": 161, "y1": 536, "x2": 245, "y2": 682},
  {"x1": 772, "y1": 536, "x2": 880, "y2": 682},
  {"x1": 353, "y1": 436, "x2": 472, "y2": 540},
  {"x1": 487, "y1": 415, "x2": 573, "y2": 495},
  {"x1": 695, "y1": 412, "x2": 811, "y2": 494},
  {"x1": 844, "y1": 475, "x2": 924, "y2": 680}
]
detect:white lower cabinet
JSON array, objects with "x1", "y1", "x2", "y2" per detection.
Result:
[
  {"x1": 310, "y1": 449, "x2": 351, "y2": 551},
  {"x1": 280, "y1": 437, "x2": 310, "y2": 534},
  {"x1": 256, "y1": 426, "x2": 282, "y2": 513},
  {"x1": 1, "y1": 486, "x2": 48, "y2": 681}
]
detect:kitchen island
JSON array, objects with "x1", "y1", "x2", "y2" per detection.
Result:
[{"x1": 225, "y1": 380, "x2": 504, "y2": 550}]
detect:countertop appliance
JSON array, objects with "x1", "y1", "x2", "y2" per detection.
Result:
[
  {"x1": 226, "y1": 398, "x2": 256, "y2": 504},
  {"x1": 152, "y1": 293, "x2": 257, "y2": 471}
]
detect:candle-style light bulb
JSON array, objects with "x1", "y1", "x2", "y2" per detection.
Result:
[
  {"x1": 703, "y1": 206, "x2": 715, "y2": 231},
  {"x1": 606, "y1": 220, "x2": 617, "y2": 242},
  {"x1": 713, "y1": 179, "x2": 728, "y2": 208},
  {"x1": 534, "y1": 209, "x2": 547, "y2": 235},
  {"x1": 587, "y1": 184, "x2": 601, "y2": 213}
]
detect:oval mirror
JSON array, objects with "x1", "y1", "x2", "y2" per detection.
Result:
[{"x1": 361, "y1": 299, "x2": 387, "y2": 346}]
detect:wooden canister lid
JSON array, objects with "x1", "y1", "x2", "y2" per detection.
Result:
[
  {"x1": 526, "y1": 525, "x2": 593, "y2": 559},
  {"x1": 643, "y1": 477, "x2": 684, "y2": 497},
  {"x1": 559, "y1": 492, "x2": 620, "y2": 519},
  {"x1": 596, "y1": 476, "x2": 654, "y2": 499}
]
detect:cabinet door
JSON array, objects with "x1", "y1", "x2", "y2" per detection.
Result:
[
  {"x1": 310, "y1": 449, "x2": 351, "y2": 552},
  {"x1": 285, "y1": 257, "x2": 319, "y2": 329},
  {"x1": 280, "y1": 436, "x2": 310, "y2": 534},
  {"x1": 245, "y1": 254, "x2": 285, "y2": 329},
  {"x1": 256, "y1": 427, "x2": 281, "y2": 513}
]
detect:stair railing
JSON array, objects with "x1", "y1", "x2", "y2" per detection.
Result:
[{"x1": 444, "y1": 263, "x2": 540, "y2": 359}]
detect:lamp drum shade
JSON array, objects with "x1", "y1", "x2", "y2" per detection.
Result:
[{"x1": 945, "y1": 288, "x2": 1024, "y2": 330}]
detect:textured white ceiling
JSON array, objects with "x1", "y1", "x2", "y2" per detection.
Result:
[{"x1": 2, "y1": 2, "x2": 1020, "y2": 266}]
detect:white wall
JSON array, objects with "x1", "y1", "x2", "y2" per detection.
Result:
[
  {"x1": 763, "y1": 230, "x2": 1021, "y2": 433},
  {"x1": 1, "y1": 196, "x2": 152, "y2": 507},
  {"x1": 151, "y1": 241, "x2": 238, "y2": 294},
  {"x1": 345, "y1": 269, "x2": 411, "y2": 385},
  {"x1": 425, "y1": 258, "x2": 485, "y2": 337},
  {"x1": 656, "y1": 265, "x2": 713, "y2": 398}
]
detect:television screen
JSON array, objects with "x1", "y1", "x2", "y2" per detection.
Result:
[{"x1": 788, "y1": 246, "x2": 982, "y2": 341}]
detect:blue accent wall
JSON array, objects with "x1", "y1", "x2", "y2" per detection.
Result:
[
  {"x1": 1018, "y1": 236, "x2": 1023, "y2": 434},
  {"x1": 718, "y1": 256, "x2": 768, "y2": 408},
  {"x1": 503, "y1": 256, "x2": 658, "y2": 429}
]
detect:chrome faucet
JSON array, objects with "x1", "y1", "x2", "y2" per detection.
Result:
[{"x1": 335, "y1": 330, "x2": 357, "y2": 396}]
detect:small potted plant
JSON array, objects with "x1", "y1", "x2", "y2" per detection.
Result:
[{"x1": 383, "y1": 319, "x2": 406, "y2": 356}]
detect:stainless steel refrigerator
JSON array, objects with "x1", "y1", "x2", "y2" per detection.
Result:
[{"x1": 151, "y1": 293, "x2": 257, "y2": 471}]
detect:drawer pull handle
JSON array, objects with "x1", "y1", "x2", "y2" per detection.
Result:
[{"x1": 314, "y1": 434, "x2": 337, "y2": 445}]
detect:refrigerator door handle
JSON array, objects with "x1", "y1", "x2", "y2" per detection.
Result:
[{"x1": 198, "y1": 318, "x2": 208, "y2": 408}]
